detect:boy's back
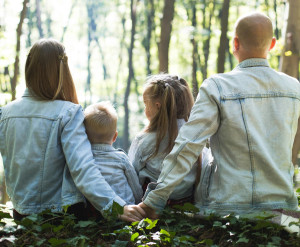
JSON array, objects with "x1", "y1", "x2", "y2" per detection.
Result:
[{"x1": 91, "y1": 143, "x2": 143, "y2": 205}]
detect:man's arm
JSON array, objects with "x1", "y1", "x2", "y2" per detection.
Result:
[{"x1": 142, "y1": 79, "x2": 221, "y2": 213}]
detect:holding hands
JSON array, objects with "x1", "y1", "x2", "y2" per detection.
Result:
[{"x1": 119, "y1": 203, "x2": 158, "y2": 222}]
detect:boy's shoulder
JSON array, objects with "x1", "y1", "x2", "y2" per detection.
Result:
[{"x1": 114, "y1": 148, "x2": 131, "y2": 161}]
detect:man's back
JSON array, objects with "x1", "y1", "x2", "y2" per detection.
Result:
[{"x1": 195, "y1": 58, "x2": 300, "y2": 213}]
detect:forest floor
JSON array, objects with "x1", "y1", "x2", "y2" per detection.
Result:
[{"x1": 0, "y1": 196, "x2": 300, "y2": 247}]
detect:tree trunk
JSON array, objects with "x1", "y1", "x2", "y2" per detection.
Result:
[
  {"x1": 279, "y1": 0, "x2": 300, "y2": 166},
  {"x1": 158, "y1": 0, "x2": 175, "y2": 73},
  {"x1": 35, "y1": 0, "x2": 44, "y2": 38},
  {"x1": 189, "y1": 2, "x2": 199, "y2": 99},
  {"x1": 144, "y1": 0, "x2": 155, "y2": 75},
  {"x1": 11, "y1": 0, "x2": 28, "y2": 101},
  {"x1": 217, "y1": 0, "x2": 230, "y2": 73},
  {"x1": 123, "y1": 0, "x2": 139, "y2": 151},
  {"x1": 114, "y1": 16, "x2": 126, "y2": 106},
  {"x1": 61, "y1": 0, "x2": 77, "y2": 42},
  {"x1": 201, "y1": 0, "x2": 215, "y2": 81}
]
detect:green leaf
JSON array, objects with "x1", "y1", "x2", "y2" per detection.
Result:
[
  {"x1": 111, "y1": 202, "x2": 124, "y2": 216},
  {"x1": 62, "y1": 205, "x2": 70, "y2": 213},
  {"x1": 173, "y1": 203, "x2": 199, "y2": 213},
  {"x1": 236, "y1": 237, "x2": 249, "y2": 243},
  {"x1": 0, "y1": 211, "x2": 12, "y2": 219},
  {"x1": 146, "y1": 219, "x2": 158, "y2": 230},
  {"x1": 76, "y1": 220, "x2": 96, "y2": 228},
  {"x1": 160, "y1": 229, "x2": 170, "y2": 236},
  {"x1": 53, "y1": 225, "x2": 64, "y2": 233},
  {"x1": 48, "y1": 238, "x2": 66, "y2": 246},
  {"x1": 111, "y1": 240, "x2": 128, "y2": 247},
  {"x1": 131, "y1": 232, "x2": 139, "y2": 241},
  {"x1": 213, "y1": 221, "x2": 222, "y2": 227},
  {"x1": 178, "y1": 235, "x2": 196, "y2": 242}
]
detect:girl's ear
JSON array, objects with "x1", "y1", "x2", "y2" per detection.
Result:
[{"x1": 155, "y1": 102, "x2": 161, "y2": 110}]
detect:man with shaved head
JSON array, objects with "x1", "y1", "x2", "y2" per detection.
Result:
[{"x1": 136, "y1": 12, "x2": 300, "y2": 218}]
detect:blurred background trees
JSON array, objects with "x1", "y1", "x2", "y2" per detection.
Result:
[{"x1": 0, "y1": 0, "x2": 299, "y2": 202}]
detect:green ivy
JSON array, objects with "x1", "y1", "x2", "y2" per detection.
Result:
[{"x1": 0, "y1": 201, "x2": 299, "y2": 247}]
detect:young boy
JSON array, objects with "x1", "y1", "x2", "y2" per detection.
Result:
[{"x1": 84, "y1": 101, "x2": 143, "y2": 205}]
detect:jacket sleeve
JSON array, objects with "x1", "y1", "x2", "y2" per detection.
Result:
[
  {"x1": 123, "y1": 157, "x2": 143, "y2": 204},
  {"x1": 60, "y1": 104, "x2": 126, "y2": 214},
  {"x1": 143, "y1": 79, "x2": 221, "y2": 211}
]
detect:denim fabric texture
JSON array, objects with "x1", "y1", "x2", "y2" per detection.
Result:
[
  {"x1": 143, "y1": 58, "x2": 300, "y2": 214},
  {"x1": 91, "y1": 144, "x2": 143, "y2": 204},
  {"x1": 128, "y1": 119, "x2": 199, "y2": 200},
  {"x1": 0, "y1": 89, "x2": 126, "y2": 215}
]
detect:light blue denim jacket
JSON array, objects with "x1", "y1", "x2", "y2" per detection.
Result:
[
  {"x1": 128, "y1": 119, "x2": 198, "y2": 200},
  {"x1": 144, "y1": 58, "x2": 300, "y2": 214},
  {"x1": 0, "y1": 89, "x2": 126, "y2": 215},
  {"x1": 91, "y1": 144, "x2": 143, "y2": 204}
]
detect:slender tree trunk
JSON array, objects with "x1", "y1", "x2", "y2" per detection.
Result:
[
  {"x1": 279, "y1": 0, "x2": 300, "y2": 166},
  {"x1": 217, "y1": 0, "x2": 230, "y2": 73},
  {"x1": 95, "y1": 37, "x2": 108, "y2": 80},
  {"x1": 201, "y1": 0, "x2": 215, "y2": 80},
  {"x1": 85, "y1": 4, "x2": 93, "y2": 108},
  {"x1": 144, "y1": 0, "x2": 155, "y2": 75},
  {"x1": 11, "y1": 0, "x2": 28, "y2": 101},
  {"x1": 189, "y1": 2, "x2": 199, "y2": 99},
  {"x1": 274, "y1": 0, "x2": 280, "y2": 65},
  {"x1": 114, "y1": 16, "x2": 126, "y2": 106},
  {"x1": 35, "y1": 0, "x2": 44, "y2": 38},
  {"x1": 26, "y1": 5, "x2": 33, "y2": 48},
  {"x1": 158, "y1": 0, "x2": 175, "y2": 73},
  {"x1": 61, "y1": 0, "x2": 77, "y2": 42},
  {"x1": 123, "y1": 0, "x2": 139, "y2": 151}
]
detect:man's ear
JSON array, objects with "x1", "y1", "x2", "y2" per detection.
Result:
[
  {"x1": 233, "y1": 37, "x2": 240, "y2": 52},
  {"x1": 269, "y1": 37, "x2": 276, "y2": 51},
  {"x1": 112, "y1": 131, "x2": 118, "y2": 143}
]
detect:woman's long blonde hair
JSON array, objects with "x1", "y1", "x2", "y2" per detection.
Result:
[
  {"x1": 144, "y1": 74, "x2": 194, "y2": 158},
  {"x1": 25, "y1": 38, "x2": 78, "y2": 104}
]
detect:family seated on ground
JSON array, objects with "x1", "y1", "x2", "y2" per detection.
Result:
[{"x1": 0, "y1": 12, "x2": 299, "y2": 222}]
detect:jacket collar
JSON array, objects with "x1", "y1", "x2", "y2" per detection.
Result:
[
  {"x1": 237, "y1": 58, "x2": 270, "y2": 69},
  {"x1": 91, "y1": 143, "x2": 115, "y2": 151}
]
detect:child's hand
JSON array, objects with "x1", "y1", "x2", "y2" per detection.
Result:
[
  {"x1": 119, "y1": 205, "x2": 147, "y2": 222},
  {"x1": 138, "y1": 202, "x2": 159, "y2": 219}
]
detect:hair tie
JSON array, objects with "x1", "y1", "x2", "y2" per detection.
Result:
[
  {"x1": 58, "y1": 54, "x2": 67, "y2": 63},
  {"x1": 165, "y1": 82, "x2": 169, "y2": 87}
]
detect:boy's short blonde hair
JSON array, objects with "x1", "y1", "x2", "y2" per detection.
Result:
[{"x1": 84, "y1": 101, "x2": 117, "y2": 144}]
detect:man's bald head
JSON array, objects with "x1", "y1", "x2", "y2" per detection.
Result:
[{"x1": 235, "y1": 13, "x2": 273, "y2": 55}]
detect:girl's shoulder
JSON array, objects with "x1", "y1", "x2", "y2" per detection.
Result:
[{"x1": 134, "y1": 131, "x2": 157, "y2": 143}]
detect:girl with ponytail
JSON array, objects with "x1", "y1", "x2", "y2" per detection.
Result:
[{"x1": 129, "y1": 74, "x2": 210, "y2": 205}]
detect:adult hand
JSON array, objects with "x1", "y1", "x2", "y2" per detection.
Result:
[
  {"x1": 138, "y1": 202, "x2": 159, "y2": 219},
  {"x1": 119, "y1": 205, "x2": 147, "y2": 222}
]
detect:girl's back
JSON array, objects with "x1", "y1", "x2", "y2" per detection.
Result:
[{"x1": 129, "y1": 74, "x2": 197, "y2": 201}]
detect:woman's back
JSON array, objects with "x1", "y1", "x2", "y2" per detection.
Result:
[{"x1": 0, "y1": 89, "x2": 85, "y2": 214}]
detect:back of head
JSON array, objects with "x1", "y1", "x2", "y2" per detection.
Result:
[
  {"x1": 235, "y1": 12, "x2": 273, "y2": 55},
  {"x1": 25, "y1": 38, "x2": 78, "y2": 103},
  {"x1": 84, "y1": 101, "x2": 117, "y2": 144},
  {"x1": 144, "y1": 74, "x2": 194, "y2": 156}
]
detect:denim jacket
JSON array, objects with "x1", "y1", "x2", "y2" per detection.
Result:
[
  {"x1": 128, "y1": 119, "x2": 198, "y2": 200},
  {"x1": 144, "y1": 58, "x2": 300, "y2": 214},
  {"x1": 0, "y1": 89, "x2": 126, "y2": 215},
  {"x1": 91, "y1": 144, "x2": 143, "y2": 204}
]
